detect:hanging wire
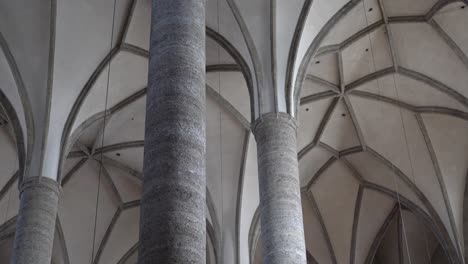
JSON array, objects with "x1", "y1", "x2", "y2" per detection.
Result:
[
  {"x1": 387, "y1": 43, "x2": 434, "y2": 264},
  {"x1": 216, "y1": 0, "x2": 224, "y2": 261},
  {"x1": 376, "y1": 0, "x2": 433, "y2": 259},
  {"x1": 361, "y1": 1, "x2": 414, "y2": 262},
  {"x1": 90, "y1": 0, "x2": 117, "y2": 262}
]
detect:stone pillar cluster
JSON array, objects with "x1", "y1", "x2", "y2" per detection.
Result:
[{"x1": 10, "y1": 1, "x2": 307, "y2": 264}]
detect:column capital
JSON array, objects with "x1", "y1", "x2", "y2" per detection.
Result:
[
  {"x1": 252, "y1": 112, "x2": 297, "y2": 136},
  {"x1": 20, "y1": 176, "x2": 60, "y2": 197}
]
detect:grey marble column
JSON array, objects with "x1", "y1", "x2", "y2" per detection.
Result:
[
  {"x1": 138, "y1": 0, "x2": 206, "y2": 263},
  {"x1": 11, "y1": 177, "x2": 60, "y2": 264},
  {"x1": 253, "y1": 113, "x2": 307, "y2": 264}
]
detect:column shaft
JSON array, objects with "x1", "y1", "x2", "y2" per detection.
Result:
[
  {"x1": 11, "y1": 177, "x2": 60, "y2": 264},
  {"x1": 139, "y1": 0, "x2": 206, "y2": 263},
  {"x1": 253, "y1": 113, "x2": 307, "y2": 264}
]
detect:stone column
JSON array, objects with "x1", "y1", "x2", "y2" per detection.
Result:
[
  {"x1": 138, "y1": 0, "x2": 206, "y2": 263},
  {"x1": 11, "y1": 177, "x2": 60, "y2": 264},
  {"x1": 253, "y1": 113, "x2": 307, "y2": 264},
  {"x1": 464, "y1": 172, "x2": 468, "y2": 264}
]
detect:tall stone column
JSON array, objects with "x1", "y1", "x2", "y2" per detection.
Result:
[
  {"x1": 253, "y1": 113, "x2": 307, "y2": 264},
  {"x1": 138, "y1": 0, "x2": 206, "y2": 263},
  {"x1": 11, "y1": 177, "x2": 60, "y2": 264}
]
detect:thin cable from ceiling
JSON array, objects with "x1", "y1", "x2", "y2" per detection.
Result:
[
  {"x1": 90, "y1": 0, "x2": 117, "y2": 263},
  {"x1": 378, "y1": 0, "x2": 435, "y2": 259},
  {"x1": 216, "y1": 0, "x2": 224, "y2": 261},
  {"x1": 387, "y1": 33, "x2": 434, "y2": 264},
  {"x1": 361, "y1": 0, "x2": 415, "y2": 262}
]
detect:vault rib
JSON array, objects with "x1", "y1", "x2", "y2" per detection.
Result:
[
  {"x1": 306, "y1": 156, "x2": 337, "y2": 189},
  {"x1": 118, "y1": 0, "x2": 136, "y2": 46},
  {"x1": 61, "y1": 157, "x2": 88, "y2": 186},
  {"x1": 306, "y1": 250, "x2": 319, "y2": 264},
  {"x1": 0, "y1": 216, "x2": 16, "y2": 242},
  {"x1": 313, "y1": 97, "x2": 340, "y2": 144},
  {"x1": 345, "y1": 67, "x2": 395, "y2": 92},
  {"x1": 362, "y1": 181, "x2": 460, "y2": 264},
  {"x1": 300, "y1": 91, "x2": 339, "y2": 106},
  {"x1": 298, "y1": 141, "x2": 317, "y2": 160},
  {"x1": 365, "y1": 147, "x2": 462, "y2": 263},
  {"x1": 398, "y1": 213, "x2": 404, "y2": 264},
  {"x1": 235, "y1": 131, "x2": 250, "y2": 264},
  {"x1": 303, "y1": 191, "x2": 338, "y2": 264},
  {"x1": 364, "y1": 204, "x2": 399, "y2": 264},
  {"x1": 350, "y1": 185, "x2": 364, "y2": 264},
  {"x1": 59, "y1": 45, "x2": 121, "y2": 178},
  {"x1": 66, "y1": 151, "x2": 87, "y2": 159},
  {"x1": 285, "y1": 0, "x2": 314, "y2": 114},
  {"x1": 349, "y1": 90, "x2": 468, "y2": 121},
  {"x1": 116, "y1": 242, "x2": 138, "y2": 264},
  {"x1": 98, "y1": 162, "x2": 124, "y2": 205},
  {"x1": 377, "y1": 0, "x2": 399, "y2": 71},
  {"x1": 338, "y1": 51, "x2": 345, "y2": 92},
  {"x1": 206, "y1": 220, "x2": 219, "y2": 264},
  {"x1": 120, "y1": 43, "x2": 148, "y2": 58},
  {"x1": 341, "y1": 157, "x2": 364, "y2": 183},
  {"x1": 206, "y1": 85, "x2": 251, "y2": 130},
  {"x1": 415, "y1": 114, "x2": 463, "y2": 258},
  {"x1": 305, "y1": 75, "x2": 341, "y2": 93},
  {"x1": 206, "y1": 64, "x2": 242, "y2": 73},
  {"x1": 100, "y1": 155, "x2": 142, "y2": 180},
  {"x1": 426, "y1": 0, "x2": 463, "y2": 21},
  {"x1": 343, "y1": 95, "x2": 367, "y2": 149},
  {"x1": 342, "y1": 67, "x2": 468, "y2": 108},
  {"x1": 55, "y1": 216, "x2": 70, "y2": 264},
  {"x1": 92, "y1": 208, "x2": 122, "y2": 264},
  {"x1": 428, "y1": 19, "x2": 468, "y2": 70},
  {"x1": 93, "y1": 141, "x2": 144, "y2": 155},
  {"x1": 293, "y1": 0, "x2": 360, "y2": 117},
  {"x1": 0, "y1": 170, "x2": 18, "y2": 202}
]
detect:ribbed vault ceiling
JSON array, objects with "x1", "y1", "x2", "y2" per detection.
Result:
[
  {"x1": 296, "y1": 1, "x2": 468, "y2": 263},
  {"x1": 0, "y1": 0, "x2": 467, "y2": 263}
]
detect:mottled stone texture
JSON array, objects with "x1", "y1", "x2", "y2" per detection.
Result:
[
  {"x1": 253, "y1": 113, "x2": 307, "y2": 264},
  {"x1": 138, "y1": 0, "x2": 206, "y2": 263},
  {"x1": 464, "y1": 173, "x2": 468, "y2": 264},
  {"x1": 11, "y1": 177, "x2": 60, "y2": 264}
]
